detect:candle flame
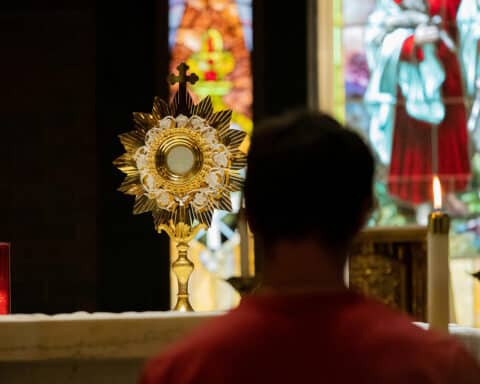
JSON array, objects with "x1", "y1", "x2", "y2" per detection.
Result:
[{"x1": 433, "y1": 176, "x2": 442, "y2": 210}]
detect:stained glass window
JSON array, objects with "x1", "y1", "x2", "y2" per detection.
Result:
[
  {"x1": 333, "y1": 0, "x2": 480, "y2": 326},
  {"x1": 168, "y1": 0, "x2": 253, "y2": 310},
  {"x1": 169, "y1": 0, "x2": 252, "y2": 131}
]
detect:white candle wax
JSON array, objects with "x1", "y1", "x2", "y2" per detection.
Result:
[{"x1": 427, "y1": 223, "x2": 450, "y2": 333}]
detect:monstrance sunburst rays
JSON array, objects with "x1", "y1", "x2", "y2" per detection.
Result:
[{"x1": 113, "y1": 63, "x2": 248, "y2": 311}]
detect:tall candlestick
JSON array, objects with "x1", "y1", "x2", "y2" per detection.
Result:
[
  {"x1": 238, "y1": 204, "x2": 250, "y2": 277},
  {"x1": 0, "y1": 242, "x2": 10, "y2": 315},
  {"x1": 427, "y1": 176, "x2": 450, "y2": 333}
]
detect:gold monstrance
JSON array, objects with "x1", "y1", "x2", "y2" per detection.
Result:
[{"x1": 114, "y1": 63, "x2": 247, "y2": 311}]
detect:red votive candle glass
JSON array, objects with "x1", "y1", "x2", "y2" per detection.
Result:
[{"x1": 0, "y1": 242, "x2": 10, "y2": 314}]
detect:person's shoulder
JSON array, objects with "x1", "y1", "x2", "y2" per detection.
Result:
[
  {"x1": 355, "y1": 299, "x2": 480, "y2": 383},
  {"x1": 140, "y1": 304, "x2": 266, "y2": 384},
  {"x1": 175, "y1": 300, "x2": 268, "y2": 350},
  {"x1": 354, "y1": 296, "x2": 461, "y2": 349},
  {"x1": 375, "y1": 328, "x2": 480, "y2": 383}
]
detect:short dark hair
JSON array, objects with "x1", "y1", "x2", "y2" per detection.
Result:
[{"x1": 245, "y1": 110, "x2": 375, "y2": 249}]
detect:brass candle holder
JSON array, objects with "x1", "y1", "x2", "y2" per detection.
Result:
[
  {"x1": 226, "y1": 196, "x2": 258, "y2": 298},
  {"x1": 114, "y1": 63, "x2": 248, "y2": 311},
  {"x1": 226, "y1": 276, "x2": 259, "y2": 297},
  {"x1": 427, "y1": 210, "x2": 450, "y2": 235}
]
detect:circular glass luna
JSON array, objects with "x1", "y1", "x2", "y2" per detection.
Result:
[{"x1": 165, "y1": 145, "x2": 197, "y2": 176}]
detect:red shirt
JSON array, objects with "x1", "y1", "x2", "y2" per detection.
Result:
[{"x1": 140, "y1": 291, "x2": 480, "y2": 384}]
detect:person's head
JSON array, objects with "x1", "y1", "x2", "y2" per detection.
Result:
[{"x1": 245, "y1": 110, "x2": 375, "y2": 264}]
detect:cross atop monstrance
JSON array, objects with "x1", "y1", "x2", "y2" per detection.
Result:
[{"x1": 168, "y1": 63, "x2": 199, "y2": 115}]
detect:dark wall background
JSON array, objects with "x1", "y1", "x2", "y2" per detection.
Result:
[
  {"x1": 253, "y1": 1, "x2": 308, "y2": 119},
  {"x1": 96, "y1": 0, "x2": 171, "y2": 312},
  {"x1": 0, "y1": 0, "x2": 307, "y2": 314},
  {"x1": 0, "y1": 3, "x2": 97, "y2": 313}
]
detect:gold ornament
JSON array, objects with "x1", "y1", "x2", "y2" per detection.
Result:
[{"x1": 114, "y1": 63, "x2": 248, "y2": 311}]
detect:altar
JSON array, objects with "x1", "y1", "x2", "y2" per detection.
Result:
[
  {"x1": 0, "y1": 311, "x2": 217, "y2": 383},
  {"x1": 1, "y1": 312, "x2": 480, "y2": 384}
]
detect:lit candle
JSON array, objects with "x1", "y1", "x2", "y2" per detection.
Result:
[
  {"x1": 427, "y1": 176, "x2": 450, "y2": 332},
  {"x1": 0, "y1": 242, "x2": 10, "y2": 315}
]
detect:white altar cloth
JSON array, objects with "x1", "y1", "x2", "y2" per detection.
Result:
[
  {"x1": 0, "y1": 311, "x2": 220, "y2": 361},
  {"x1": 0, "y1": 312, "x2": 479, "y2": 384}
]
